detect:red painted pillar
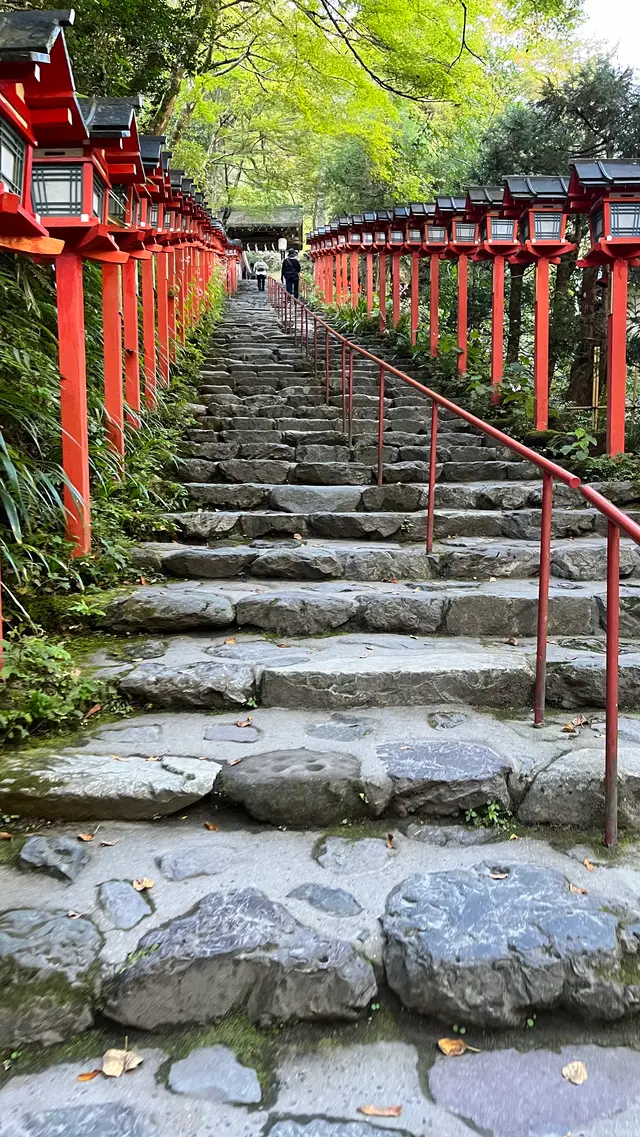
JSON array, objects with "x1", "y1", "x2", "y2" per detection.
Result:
[
  {"x1": 326, "y1": 257, "x2": 334, "y2": 304},
  {"x1": 410, "y1": 252, "x2": 419, "y2": 346},
  {"x1": 157, "y1": 251, "x2": 170, "y2": 387},
  {"x1": 350, "y1": 252, "x2": 359, "y2": 308},
  {"x1": 607, "y1": 258, "x2": 628, "y2": 455},
  {"x1": 379, "y1": 254, "x2": 387, "y2": 333},
  {"x1": 491, "y1": 254, "x2": 505, "y2": 401},
  {"x1": 141, "y1": 256, "x2": 157, "y2": 410},
  {"x1": 167, "y1": 249, "x2": 176, "y2": 360},
  {"x1": 176, "y1": 248, "x2": 186, "y2": 343},
  {"x1": 533, "y1": 258, "x2": 550, "y2": 431},
  {"x1": 457, "y1": 253, "x2": 468, "y2": 373},
  {"x1": 392, "y1": 253, "x2": 401, "y2": 328},
  {"x1": 366, "y1": 252, "x2": 374, "y2": 314},
  {"x1": 430, "y1": 253, "x2": 439, "y2": 357},
  {"x1": 56, "y1": 249, "x2": 91, "y2": 554},
  {"x1": 123, "y1": 258, "x2": 140, "y2": 425},
  {"x1": 101, "y1": 262, "x2": 124, "y2": 458}
]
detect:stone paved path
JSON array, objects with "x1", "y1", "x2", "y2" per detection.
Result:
[{"x1": 4, "y1": 282, "x2": 640, "y2": 1136}]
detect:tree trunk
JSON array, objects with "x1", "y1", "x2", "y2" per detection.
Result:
[
  {"x1": 568, "y1": 265, "x2": 600, "y2": 405},
  {"x1": 506, "y1": 264, "x2": 525, "y2": 363},
  {"x1": 148, "y1": 66, "x2": 185, "y2": 133},
  {"x1": 548, "y1": 255, "x2": 575, "y2": 380}
]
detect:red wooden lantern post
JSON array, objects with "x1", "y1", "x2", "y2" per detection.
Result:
[
  {"x1": 404, "y1": 205, "x2": 428, "y2": 346},
  {"x1": 138, "y1": 135, "x2": 170, "y2": 409},
  {"x1": 374, "y1": 211, "x2": 391, "y2": 332},
  {"x1": 569, "y1": 160, "x2": 640, "y2": 456},
  {"x1": 467, "y1": 186, "x2": 521, "y2": 400},
  {"x1": 361, "y1": 212, "x2": 376, "y2": 314},
  {"x1": 504, "y1": 176, "x2": 575, "y2": 431},
  {"x1": 422, "y1": 204, "x2": 448, "y2": 357},
  {"x1": 436, "y1": 196, "x2": 480, "y2": 373},
  {"x1": 388, "y1": 207, "x2": 408, "y2": 329},
  {"x1": 27, "y1": 27, "x2": 125, "y2": 552},
  {"x1": 348, "y1": 221, "x2": 360, "y2": 309}
]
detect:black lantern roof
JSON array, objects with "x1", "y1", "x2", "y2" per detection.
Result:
[
  {"x1": 435, "y1": 195, "x2": 467, "y2": 214},
  {"x1": 139, "y1": 135, "x2": 166, "y2": 171},
  {"x1": 330, "y1": 221, "x2": 339, "y2": 232},
  {"x1": 505, "y1": 175, "x2": 569, "y2": 202},
  {"x1": 0, "y1": 8, "x2": 74, "y2": 62},
  {"x1": 195, "y1": 191, "x2": 203, "y2": 205},
  {"x1": 161, "y1": 150, "x2": 172, "y2": 172},
  {"x1": 393, "y1": 205, "x2": 410, "y2": 219},
  {"x1": 362, "y1": 211, "x2": 377, "y2": 223},
  {"x1": 351, "y1": 214, "x2": 363, "y2": 225},
  {"x1": 170, "y1": 169, "x2": 185, "y2": 190},
  {"x1": 467, "y1": 186, "x2": 503, "y2": 207},
  {"x1": 376, "y1": 209, "x2": 393, "y2": 221},
  {"x1": 408, "y1": 202, "x2": 432, "y2": 217},
  {"x1": 81, "y1": 95, "x2": 143, "y2": 138},
  {"x1": 571, "y1": 160, "x2": 640, "y2": 188},
  {"x1": 181, "y1": 177, "x2": 194, "y2": 195},
  {"x1": 338, "y1": 215, "x2": 350, "y2": 227}
]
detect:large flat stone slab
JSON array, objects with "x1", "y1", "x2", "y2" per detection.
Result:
[
  {"x1": 0, "y1": 909, "x2": 102, "y2": 1046},
  {"x1": 11, "y1": 1105, "x2": 150, "y2": 1137},
  {"x1": 217, "y1": 748, "x2": 367, "y2": 826},
  {"x1": 518, "y1": 745, "x2": 640, "y2": 828},
  {"x1": 119, "y1": 660, "x2": 256, "y2": 708},
  {"x1": 102, "y1": 586, "x2": 235, "y2": 632},
  {"x1": 236, "y1": 589, "x2": 359, "y2": 635},
  {"x1": 383, "y1": 864, "x2": 640, "y2": 1027},
  {"x1": 19, "y1": 835, "x2": 89, "y2": 881},
  {"x1": 104, "y1": 888, "x2": 376, "y2": 1028},
  {"x1": 377, "y1": 740, "x2": 513, "y2": 816},
  {"x1": 0, "y1": 751, "x2": 221, "y2": 821},
  {"x1": 168, "y1": 1044, "x2": 261, "y2": 1104}
]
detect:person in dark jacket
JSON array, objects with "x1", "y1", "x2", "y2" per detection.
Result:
[{"x1": 281, "y1": 248, "x2": 301, "y2": 297}]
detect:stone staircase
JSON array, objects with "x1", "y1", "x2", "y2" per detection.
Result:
[{"x1": 4, "y1": 281, "x2": 640, "y2": 1137}]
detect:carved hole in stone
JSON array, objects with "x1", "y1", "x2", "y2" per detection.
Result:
[
  {"x1": 307, "y1": 762, "x2": 326, "y2": 772},
  {"x1": 318, "y1": 955, "x2": 330, "y2": 964}
]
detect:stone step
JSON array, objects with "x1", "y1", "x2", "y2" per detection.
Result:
[
  {"x1": 131, "y1": 534, "x2": 640, "y2": 583},
  {"x1": 111, "y1": 631, "x2": 640, "y2": 712},
  {"x1": 178, "y1": 457, "x2": 532, "y2": 488},
  {"x1": 101, "y1": 577, "x2": 629, "y2": 638}
]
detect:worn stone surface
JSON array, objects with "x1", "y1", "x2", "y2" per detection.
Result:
[
  {"x1": 119, "y1": 660, "x2": 256, "y2": 708},
  {"x1": 167, "y1": 1045, "x2": 261, "y2": 1104},
  {"x1": 98, "y1": 881, "x2": 152, "y2": 930},
  {"x1": 249, "y1": 546, "x2": 345, "y2": 581},
  {"x1": 316, "y1": 837, "x2": 397, "y2": 875},
  {"x1": 269, "y1": 485, "x2": 362, "y2": 513},
  {"x1": 156, "y1": 840, "x2": 240, "y2": 880},
  {"x1": 429, "y1": 1044, "x2": 640, "y2": 1137},
  {"x1": 383, "y1": 864, "x2": 640, "y2": 1027},
  {"x1": 161, "y1": 547, "x2": 258, "y2": 579},
  {"x1": 377, "y1": 740, "x2": 512, "y2": 816},
  {"x1": 1, "y1": 751, "x2": 220, "y2": 821},
  {"x1": 218, "y1": 748, "x2": 367, "y2": 826},
  {"x1": 16, "y1": 1106, "x2": 150, "y2": 1137},
  {"x1": 236, "y1": 590, "x2": 358, "y2": 634},
  {"x1": 0, "y1": 909, "x2": 102, "y2": 1046},
  {"x1": 518, "y1": 745, "x2": 640, "y2": 828},
  {"x1": 269, "y1": 1124, "x2": 396, "y2": 1137},
  {"x1": 104, "y1": 888, "x2": 377, "y2": 1028},
  {"x1": 287, "y1": 883, "x2": 363, "y2": 916},
  {"x1": 307, "y1": 713, "x2": 375, "y2": 743},
  {"x1": 203, "y1": 723, "x2": 260, "y2": 743},
  {"x1": 405, "y1": 822, "x2": 498, "y2": 846},
  {"x1": 103, "y1": 587, "x2": 235, "y2": 632},
  {"x1": 19, "y1": 835, "x2": 89, "y2": 881}
]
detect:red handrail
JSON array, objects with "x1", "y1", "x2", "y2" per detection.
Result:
[{"x1": 268, "y1": 276, "x2": 640, "y2": 848}]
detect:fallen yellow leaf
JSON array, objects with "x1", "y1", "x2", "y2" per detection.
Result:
[
  {"x1": 204, "y1": 821, "x2": 219, "y2": 831},
  {"x1": 77, "y1": 832, "x2": 96, "y2": 842},
  {"x1": 132, "y1": 878, "x2": 154, "y2": 892},
  {"x1": 357, "y1": 1105, "x2": 402, "y2": 1118},
  {"x1": 0, "y1": 832, "x2": 12, "y2": 840},
  {"x1": 77, "y1": 1069, "x2": 101, "y2": 1082},
  {"x1": 583, "y1": 858, "x2": 595, "y2": 872},
  {"x1": 570, "y1": 883, "x2": 589, "y2": 895},
  {"x1": 562, "y1": 1060, "x2": 587, "y2": 1085},
  {"x1": 224, "y1": 637, "x2": 237, "y2": 645},
  {"x1": 489, "y1": 871, "x2": 509, "y2": 880},
  {"x1": 438, "y1": 1038, "x2": 480, "y2": 1056},
  {"x1": 102, "y1": 1048, "x2": 144, "y2": 1078},
  {"x1": 293, "y1": 533, "x2": 303, "y2": 540},
  {"x1": 509, "y1": 833, "x2": 518, "y2": 840},
  {"x1": 236, "y1": 717, "x2": 253, "y2": 727}
]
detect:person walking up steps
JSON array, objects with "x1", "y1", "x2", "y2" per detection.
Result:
[
  {"x1": 281, "y1": 248, "x2": 301, "y2": 297},
  {"x1": 254, "y1": 258, "x2": 268, "y2": 291}
]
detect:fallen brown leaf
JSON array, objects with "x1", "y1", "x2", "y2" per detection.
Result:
[
  {"x1": 489, "y1": 872, "x2": 509, "y2": 880},
  {"x1": 0, "y1": 832, "x2": 12, "y2": 840},
  {"x1": 357, "y1": 1105, "x2": 403, "y2": 1118},
  {"x1": 132, "y1": 878, "x2": 154, "y2": 892},
  {"x1": 293, "y1": 533, "x2": 303, "y2": 540},
  {"x1": 505, "y1": 637, "x2": 518, "y2": 646},
  {"x1": 102, "y1": 1048, "x2": 144, "y2": 1078},
  {"x1": 236, "y1": 717, "x2": 253, "y2": 727},
  {"x1": 570, "y1": 883, "x2": 589, "y2": 895},
  {"x1": 204, "y1": 821, "x2": 219, "y2": 831},
  {"x1": 509, "y1": 833, "x2": 518, "y2": 840},
  {"x1": 67, "y1": 911, "x2": 83, "y2": 919},
  {"x1": 83, "y1": 703, "x2": 102, "y2": 720},
  {"x1": 77, "y1": 1070, "x2": 101, "y2": 1082},
  {"x1": 562, "y1": 1060, "x2": 587, "y2": 1085},
  {"x1": 224, "y1": 636, "x2": 237, "y2": 645},
  {"x1": 229, "y1": 758, "x2": 243, "y2": 766},
  {"x1": 386, "y1": 832, "x2": 396, "y2": 849},
  {"x1": 139, "y1": 577, "x2": 148, "y2": 585},
  {"x1": 561, "y1": 723, "x2": 578, "y2": 734},
  {"x1": 77, "y1": 831, "x2": 97, "y2": 842},
  {"x1": 100, "y1": 840, "x2": 118, "y2": 847},
  {"x1": 583, "y1": 858, "x2": 595, "y2": 872},
  {"x1": 438, "y1": 1038, "x2": 481, "y2": 1056},
  {"x1": 145, "y1": 756, "x2": 160, "y2": 762}
]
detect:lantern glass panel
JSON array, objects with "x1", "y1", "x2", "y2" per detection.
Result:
[
  {"x1": 609, "y1": 202, "x2": 640, "y2": 238},
  {"x1": 338, "y1": 234, "x2": 346, "y2": 245},
  {"x1": 454, "y1": 221, "x2": 476, "y2": 242},
  {"x1": 427, "y1": 225, "x2": 446, "y2": 242},
  {"x1": 32, "y1": 163, "x2": 83, "y2": 216},
  {"x1": 390, "y1": 229, "x2": 403, "y2": 243},
  {"x1": 533, "y1": 211, "x2": 561, "y2": 239},
  {"x1": 592, "y1": 206, "x2": 604, "y2": 242},
  {"x1": 375, "y1": 230, "x2": 386, "y2": 242},
  {"x1": 363, "y1": 232, "x2": 373, "y2": 244},
  {"x1": 0, "y1": 119, "x2": 25, "y2": 197},
  {"x1": 408, "y1": 228, "x2": 421, "y2": 242},
  {"x1": 150, "y1": 203, "x2": 159, "y2": 226},
  {"x1": 165, "y1": 210, "x2": 173, "y2": 229},
  {"x1": 182, "y1": 215, "x2": 188, "y2": 230},
  {"x1": 108, "y1": 184, "x2": 127, "y2": 226},
  {"x1": 349, "y1": 232, "x2": 361, "y2": 242},
  {"x1": 93, "y1": 173, "x2": 105, "y2": 221},
  {"x1": 490, "y1": 218, "x2": 515, "y2": 240}
]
